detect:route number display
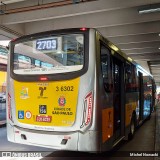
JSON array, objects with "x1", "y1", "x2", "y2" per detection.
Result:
[{"x1": 36, "y1": 39, "x2": 57, "y2": 50}]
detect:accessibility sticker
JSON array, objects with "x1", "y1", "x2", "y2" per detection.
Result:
[{"x1": 18, "y1": 111, "x2": 24, "y2": 119}]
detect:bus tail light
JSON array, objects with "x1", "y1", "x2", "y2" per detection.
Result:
[
  {"x1": 8, "y1": 93, "x2": 13, "y2": 122},
  {"x1": 39, "y1": 76, "x2": 48, "y2": 81},
  {"x1": 81, "y1": 91, "x2": 93, "y2": 128},
  {"x1": 80, "y1": 27, "x2": 87, "y2": 31}
]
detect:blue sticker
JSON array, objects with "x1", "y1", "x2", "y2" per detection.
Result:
[
  {"x1": 18, "y1": 111, "x2": 24, "y2": 119},
  {"x1": 39, "y1": 105, "x2": 47, "y2": 114}
]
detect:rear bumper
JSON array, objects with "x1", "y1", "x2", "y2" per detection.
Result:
[
  {"x1": 7, "y1": 124, "x2": 78, "y2": 151},
  {"x1": 7, "y1": 124, "x2": 99, "y2": 152}
]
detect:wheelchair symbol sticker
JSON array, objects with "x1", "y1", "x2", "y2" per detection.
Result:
[{"x1": 18, "y1": 111, "x2": 24, "y2": 119}]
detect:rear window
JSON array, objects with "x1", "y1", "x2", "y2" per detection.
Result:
[{"x1": 13, "y1": 34, "x2": 84, "y2": 75}]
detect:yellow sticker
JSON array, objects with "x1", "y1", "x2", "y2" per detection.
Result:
[{"x1": 14, "y1": 78, "x2": 80, "y2": 127}]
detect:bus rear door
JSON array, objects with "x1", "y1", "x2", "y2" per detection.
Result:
[{"x1": 113, "y1": 56, "x2": 125, "y2": 143}]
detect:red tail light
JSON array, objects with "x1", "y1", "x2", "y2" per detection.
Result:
[
  {"x1": 85, "y1": 92, "x2": 93, "y2": 125},
  {"x1": 8, "y1": 93, "x2": 12, "y2": 120},
  {"x1": 80, "y1": 27, "x2": 87, "y2": 31},
  {"x1": 81, "y1": 91, "x2": 93, "y2": 128},
  {"x1": 39, "y1": 76, "x2": 48, "y2": 81}
]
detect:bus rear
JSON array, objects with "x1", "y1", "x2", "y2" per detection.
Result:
[{"x1": 7, "y1": 28, "x2": 98, "y2": 152}]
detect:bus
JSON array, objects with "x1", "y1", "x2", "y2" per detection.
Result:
[
  {"x1": 0, "y1": 65, "x2": 7, "y2": 125},
  {"x1": 0, "y1": 46, "x2": 8, "y2": 125},
  {"x1": 7, "y1": 28, "x2": 156, "y2": 152}
]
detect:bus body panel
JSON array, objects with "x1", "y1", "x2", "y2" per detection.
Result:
[
  {"x1": 78, "y1": 131, "x2": 99, "y2": 152},
  {"x1": 125, "y1": 93, "x2": 138, "y2": 127},
  {"x1": 7, "y1": 123, "x2": 14, "y2": 142}
]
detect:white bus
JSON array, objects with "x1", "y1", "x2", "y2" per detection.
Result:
[{"x1": 7, "y1": 28, "x2": 155, "y2": 152}]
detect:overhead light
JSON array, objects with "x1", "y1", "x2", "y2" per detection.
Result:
[
  {"x1": 138, "y1": 3, "x2": 160, "y2": 14},
  {"x1": 127, "y1": 57, "x2": 132, "y2": 62},
  {"x1": 159, "y1": 47, "x2": 160, "y2": 50}
]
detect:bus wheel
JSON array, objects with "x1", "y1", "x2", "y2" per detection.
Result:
[{"x1": 128, "y1": 116, "x2": 135, "y2": 140}]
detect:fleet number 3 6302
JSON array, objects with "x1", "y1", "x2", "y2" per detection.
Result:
[{"x1": 56, "y1": 86, "x2": 74, "y2": 91}]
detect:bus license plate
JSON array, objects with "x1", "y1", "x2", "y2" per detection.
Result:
[{"x1": 36, "y1": 116, "x2": 52, "y2": 122}]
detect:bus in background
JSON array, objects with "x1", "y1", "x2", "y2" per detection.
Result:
[
  {"x1": 7, "y1": 28, "x2": 156, "y2": 152},
  {"x1": 0, "y1": 45, "x2": 8, "y2": 125},
  {"x1": 0, "y1": 68, "x2": 7, "y2": 125}
]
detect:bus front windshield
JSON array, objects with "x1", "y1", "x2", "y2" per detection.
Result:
[{"x1": 13, "y1": 34, "x2": 84, "y2": 75}]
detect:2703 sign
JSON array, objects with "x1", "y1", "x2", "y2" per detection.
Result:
[{"x1": 36, "y1": 39, "x2": 57, "y2": 51}]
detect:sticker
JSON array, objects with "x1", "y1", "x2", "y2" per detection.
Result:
[
  {"x1": 62, "y1": 120, "x2": 73, "y2": 125},
  {"x1": 38, "y1": 87, "x2": 48, "y2": 99},
  {"x1": 58, "y1": 96, "x2": 66, "y2": 107},
  {"x1": 52, "y1": 110, "x2": 73, "y2": 115},
  {"x1": 36, "y1": 115, "x2": 52, "y2": 122},
  {"x1": 39, "y1": 105, "x2": 47, "y2": 114},
  {"x1": 18, "y1": 111, "x2": 24, "y2": 119},
  {"x1": 37, "y1": 83, "x2": 49, "y2": 87},
  {"x1": 25, "y1": 111, "x2": 32, "y2": 119},
  {"x1": 20, "y1": 87, "x2": 29, "y2": 99},
  {"x1": 39, "y1": 87, "x2": 46, "y2": 97}
]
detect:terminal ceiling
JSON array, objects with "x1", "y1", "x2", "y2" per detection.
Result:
[{"x1": 0, "y1": 0, "x2": 160, "y2": 85}]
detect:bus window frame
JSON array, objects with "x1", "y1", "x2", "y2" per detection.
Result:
[
  {"x1": 100, "y1": 43, "x2": 112, "y2": 93},
  {"x1": 10, "y1": 28, "x2": 89, "y2": 82}
]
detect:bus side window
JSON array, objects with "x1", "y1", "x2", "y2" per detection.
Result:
[
  {"x1": 125, "y1": 63, "x2": 132, "y2": 92},
  {"x1": 100, "y1": 44, "x2": 111, "y2": 92},
  {"x1": 125, "y1": 63, "x2": 138, "y2": 92}
]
